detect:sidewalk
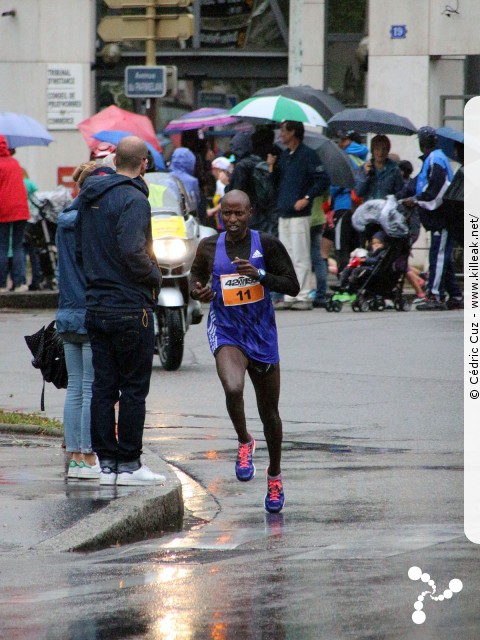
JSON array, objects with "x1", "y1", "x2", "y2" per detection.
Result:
[
  {"x1": 0, "y1": 289, "x2": 58, "y2": 309},
  {"x1": 0, "y1": 426, "x2": 183, "y2": 553}
]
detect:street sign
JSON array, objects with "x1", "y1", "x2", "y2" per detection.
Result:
[
  {"x1": 104, "y1": 0, "x2": 192, "y2": 7},
  {"x1": 198, "y1": 91, "x2": 227, "y2": 109},
  {"x1": 125, "y1": 66, "x2": 167, "y2": 98},
  {"x1": 98, "y1": 14, "x2": 194, "y2": 42}
]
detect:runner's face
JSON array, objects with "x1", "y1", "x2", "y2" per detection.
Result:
[{"x1": 221, "y1": 198, "x2": 251, "y2": 240}]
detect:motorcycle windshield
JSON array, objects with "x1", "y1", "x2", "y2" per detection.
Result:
[{"x1": 145, "y1": 172, "x2": 191, "y2": 218}]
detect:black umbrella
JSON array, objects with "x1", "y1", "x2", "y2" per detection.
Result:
[
  {"x1": 276, "y1": 127, "x2": 355, "y2": 189},
  {"x1": 436, "y1": 126, "x2": 464, "y2": 160},
  {"x1": 328, "y1": 108, "x2": 417, "y2": 136},
  {"x1": 253, "y1": 84, "x2": 345, "y2": 122}
]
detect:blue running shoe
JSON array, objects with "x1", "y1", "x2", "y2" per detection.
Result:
[
  {"x1": 235, "y1": 438, "x2": 256, "y2": 481},
  {"x1": 265, "y1": 474, "x2": 285, "y2": 513}
]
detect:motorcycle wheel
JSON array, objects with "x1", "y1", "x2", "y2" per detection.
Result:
[{"x1": 156, "y1": 308, "x2": 184, "y2": 371}]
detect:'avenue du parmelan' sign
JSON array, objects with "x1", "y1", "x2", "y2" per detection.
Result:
[{"x1": 125, "y1": 66, "x2": 167, "y2": 98}]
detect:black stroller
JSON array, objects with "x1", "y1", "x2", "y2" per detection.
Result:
[
  {"x1": 327, "y1": 196, "x2": 412, "y2": 312},
  {"x1": 24, "y1": 186, "x2": 72, "y2": 290}
]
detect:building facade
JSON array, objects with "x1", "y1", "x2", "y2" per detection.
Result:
[{"x1": 0, "y1": 0, "x2": 475, "y2": 188}]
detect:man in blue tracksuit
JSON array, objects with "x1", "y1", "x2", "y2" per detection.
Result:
[
  {"x1": 75, "y1": 136, "x2": 164, "y2": 485},
  {"x1": 330, "y1": 130, "x2": 368, "y2": 272},
  {"x1": 399, "y1": 126, "x2": 463, "y2": 310}
]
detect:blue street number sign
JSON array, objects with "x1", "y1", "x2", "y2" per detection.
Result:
[
  {"x1": 125, "y1": 66, "x2": 166, "y2": 98},
  {"x1": 390, "y1": 25, "x2": 407, "y2": 39}
]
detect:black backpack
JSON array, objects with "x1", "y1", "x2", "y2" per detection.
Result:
[
  {"x1": 25, "y1": 320, "x2": 68, "y2": 410},
  {"x1": 252, "y1": 161, "x2": 274, "y2": 213}
]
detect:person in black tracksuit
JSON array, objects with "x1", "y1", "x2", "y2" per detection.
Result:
[{"x1": 397, "y1": 126, "x2": 463, "y2": 310}]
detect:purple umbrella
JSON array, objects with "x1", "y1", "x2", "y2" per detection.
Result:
[{"x1": 165, "y1": 108, "x2": 239, "y2": 132}]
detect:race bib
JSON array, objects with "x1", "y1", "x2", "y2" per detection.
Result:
[{"x1": 220, "y1": 273, "x2": 264, "y2": 306}]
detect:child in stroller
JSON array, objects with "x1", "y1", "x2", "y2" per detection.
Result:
[
  {"x1": 326, "y1": 196, "x2": 412, "y2": 312},
  {"x1": 339, "y1": 231, "x2": 388, "y2": 290}
]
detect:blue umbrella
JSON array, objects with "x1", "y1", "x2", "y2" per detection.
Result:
[
  {"x1": 92, "y1": 130, "x2": 166, "y2": 170},
  {"x1": 0, "y1": 112, "x2": 54, "y2": 147},
  {"x1": 436, "y1": 126, "x2": 464, "y2": 160}
]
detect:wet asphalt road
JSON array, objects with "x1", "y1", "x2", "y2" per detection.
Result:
[{"x1": 0, "y1": 306, "x2": 476, "y2": 639}]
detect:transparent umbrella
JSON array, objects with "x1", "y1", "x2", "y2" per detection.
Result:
[{"x1": 0, "y1": 112, "x2": 54, "y2": 147}]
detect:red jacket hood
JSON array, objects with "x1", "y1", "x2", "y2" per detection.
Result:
[{"x1": 0, "y1": 135, "x2": 12, "y2": 157}]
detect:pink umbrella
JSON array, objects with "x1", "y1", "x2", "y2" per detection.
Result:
[
  {"x1": 165, "y1": 108, "x2": 239, "y2": 132},
  {"x1": 78, "y1": 105, "x2": 161, "y2": 151}
]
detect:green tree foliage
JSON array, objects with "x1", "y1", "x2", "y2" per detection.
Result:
[{"x1": 328, "y1": 0, "x2": 367, "y2": 33}]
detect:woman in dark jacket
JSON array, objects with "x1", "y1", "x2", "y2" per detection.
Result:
[
  {"x1": 354, "y1": 134, "x2": 404, "y2": 201},
  {"x1": 56, "y1": 162, "x2": 114, "y2": 481}
]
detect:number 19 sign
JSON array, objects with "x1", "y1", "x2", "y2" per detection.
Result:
[{"x1": 390, "y1": 25, "x2": 407, "y2": 39}]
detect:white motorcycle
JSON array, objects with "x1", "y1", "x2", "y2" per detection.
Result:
[{"x1": 145, "y1": 172, "x2": 216, "y2": 370}]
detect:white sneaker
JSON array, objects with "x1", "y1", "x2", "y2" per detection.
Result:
[
  {"x1": 67, "y1": 460, "x2": 82, "y2": 480},
  {"x1": 99, "y1": 467, "x2": 117, "y2": 485},
  {"x1": 116, "y1": 465, "x2": 166, "y2": 486},
  {"x1": 78, "y1": 458, "x2": 101, "y2": 480},
  {"x1": 12, "y1": 284, "x2": 29, "y2": 293}
]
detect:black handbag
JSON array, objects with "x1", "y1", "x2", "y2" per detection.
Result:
[{"x1": 25, "y1": 320, "x2": 68, "y2": 410}]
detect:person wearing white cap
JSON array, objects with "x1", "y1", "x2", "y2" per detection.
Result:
[
  {"x1": 211, "y1": 157, "x2": 232, "y2": 197},
  {"x1": 207, "y1": 157, "x2": 233, "y2": 228}
]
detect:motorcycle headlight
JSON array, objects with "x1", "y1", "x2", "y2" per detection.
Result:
[{"x1": 153, "y1": 237, "x2": 188, "y2": 263}]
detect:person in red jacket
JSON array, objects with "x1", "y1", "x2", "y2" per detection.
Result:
[{"x1": 0, "y1": 135, "x2": 30, "y2": 292}]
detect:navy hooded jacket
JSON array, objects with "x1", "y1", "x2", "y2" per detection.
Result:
[{"x1": 75, "y1": 173, "x2": 161, "y2": 311}]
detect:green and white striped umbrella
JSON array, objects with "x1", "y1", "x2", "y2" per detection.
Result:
[{"x1": 229, "y1": 95, "x2": 327, "y2": 127}]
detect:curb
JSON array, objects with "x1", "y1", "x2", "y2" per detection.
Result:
[
  {"x1": 0, "y1": 424, "x2": 184, "y2": 553},
  {"x1": 0, "y1": 291, "x2": 58, "y2": 310},
  {"x1": 35, "y1": 452, "x2": 184, "y2": 553},
  {"x1": 0, "y1": 423, "x2": 63, "y2": 438}
]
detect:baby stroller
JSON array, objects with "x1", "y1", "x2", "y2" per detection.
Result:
[
  {"x1": 24, "y1": 186, "x2": 72, "y2": 290},
  {"x1": 326, "y1": 196, "x2": 412, "y2": 312}
]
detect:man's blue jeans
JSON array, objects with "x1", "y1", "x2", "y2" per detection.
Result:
[
  {"x1": 310, "y1": 224, "x2": 327, "y2": 302},
  {"x1": 86, "y1": 308, "x2": 155, "y2": 465}
]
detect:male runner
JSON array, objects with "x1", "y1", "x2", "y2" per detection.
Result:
[{"x1": 190, "y1": 189, "x2": 299, "y2": 512}]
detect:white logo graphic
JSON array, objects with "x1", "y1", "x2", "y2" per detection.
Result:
[
  {"x1": 408, "y1": 566, "x2": 463, "y2": 624},
  {"x1": 252, "y1": 249, "x2": 263, "y2": 258}
]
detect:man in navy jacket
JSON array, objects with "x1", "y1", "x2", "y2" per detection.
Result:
[
  {"x1": 75, "y1": 136, "x2": 164, "y2": 485},
  {"x1": 269, "y1": 121, "x2": 330, "y2": 310}
]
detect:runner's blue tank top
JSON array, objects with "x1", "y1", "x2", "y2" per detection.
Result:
[{"x1": 207, "y1": 230, "x2": 279, "y2": 363}]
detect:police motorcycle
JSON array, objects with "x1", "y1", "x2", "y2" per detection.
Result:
[{"x1": 145, "y1": 172, "x2": 216, "y2": 370}]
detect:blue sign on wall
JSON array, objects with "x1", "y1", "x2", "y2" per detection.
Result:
[
  {"x1": 390, "y1": 25, "x2": 407, "y2": 39},
  {"x1": 125, "y1": 66, "x2": 166, "y2": 98}
]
